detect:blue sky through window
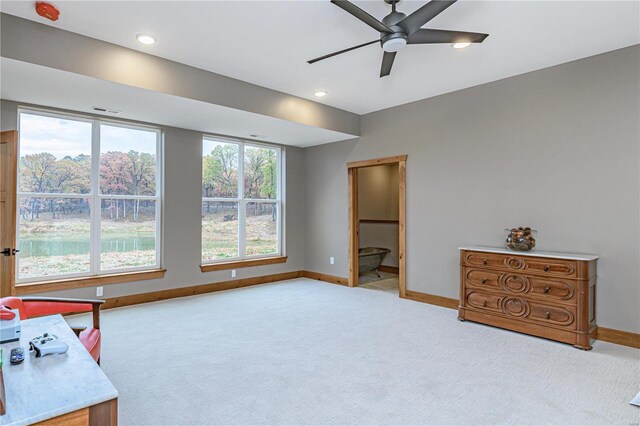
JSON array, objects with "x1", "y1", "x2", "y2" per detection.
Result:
[{"x1": 19, "y1": 113, "x2": 156, "y2": 160}]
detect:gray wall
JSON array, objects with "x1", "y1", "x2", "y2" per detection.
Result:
[
  {"x1": 358, "y1": 164, "x2": 400, "y2": 267},
  {"x1": 2, "y1": 45, "x2": 638, "y2": 333},
  {"x1": 0, "y1": 13, "x2": 359, "y2": 137},
  {"x1": 1, "y1": 100, "x2": 305, "y2": 300},
  {"x1": 358, "y1": 164, "x2": 399, "y2": 221},
  {"x1": 304, "y1": 45, "x2": 640, "y2": 333}
]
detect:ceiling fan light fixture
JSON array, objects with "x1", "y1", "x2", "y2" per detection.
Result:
[
  {"x1": 452, "y1": 41, "x2": 472, "y2": 49},
  {"x1": 382, "y1": 38, "x2": 407, "y2": 52}
]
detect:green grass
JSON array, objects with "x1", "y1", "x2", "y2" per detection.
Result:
[
  {"x1": 20, "y1": 215, "x2": 156, "y2": 240},
  {"x1": 202, "y1": 213, "x2": 276, "y2": 260},
  {"x1": 18, "y1": 211, "x2": 277, "y2": 278},
  {"x1": 18, "y1": 250, "x2": 157, "y2": 279}
]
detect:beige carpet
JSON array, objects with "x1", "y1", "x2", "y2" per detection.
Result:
[{"x1": 68, "y1": 279, "x2": 640, "y2": 425}]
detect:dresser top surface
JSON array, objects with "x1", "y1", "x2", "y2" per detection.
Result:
[{"x1": 459, "y1": 245, "x2": 599, "y2": 261}]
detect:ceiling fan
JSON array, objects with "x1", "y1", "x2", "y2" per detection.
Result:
[{"x1": 308, "y1": 0, "x2": 489, "y2": 77}]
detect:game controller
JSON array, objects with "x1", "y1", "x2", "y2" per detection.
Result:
[
  {"x1": 10, "y1": 347, "x2": 25, "y2": 365},
  {"x1": 29, "y1": 333, "x2": 69, "y2": 357}
]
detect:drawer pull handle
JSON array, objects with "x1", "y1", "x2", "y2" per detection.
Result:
[
  {"x1": 482, "y1": 278, "x2": 487, "y2": 284},
  {"x1": 482, "y1": 259, "x2": 488, "y2": 265},
  {"x1": 545, "y1": 312, "x2": 551, "y2": 319},
  {"x1": 544, "y1": 287, "x2": 550, "y2": 294},
  {"x1": 544, "y1": 266, "x2": 550, "y2": 272}
]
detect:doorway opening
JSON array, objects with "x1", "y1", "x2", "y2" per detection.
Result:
[{"x1": 347, "y1": 155, "x2": 406, "y2": 296}]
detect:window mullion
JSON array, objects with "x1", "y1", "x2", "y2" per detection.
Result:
[
  {"x1": 96, "y1": 194, "x2": 158, "y2": 201},
  {"x1": 156, "y1": 130, "x2": 162, "y2": 270},
  {"x1": 17, "y1": 192, "x2": 90, "y2": 199},
  {"x1": 277, "y1": 200, "x2": 282, "y2": 256},
  {"x1": 90, "y1": 121, "x2": 101, "y2": 275},
  {"x1": 202, "y1": 197, "x2": 240, "y2": 203},
  {"x1": 238, "y1": 142, "x2": 246, "y2": 258},
  {"x1": 278, "y1": 148, "x2": 283, "y2": 257}
]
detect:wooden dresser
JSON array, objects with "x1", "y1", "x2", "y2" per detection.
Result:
[{"x1": 458, "y1": 246, "x2": 598, "y2": 350}]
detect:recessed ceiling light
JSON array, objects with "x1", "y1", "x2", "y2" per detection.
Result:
[
  {"x1": 452, "y1": 42, "x2": 471, "y2": 49},
  {"x1": 136, "y1": 33, "x2": 156, "y2": 45},
  {"x1": 314, "y1": 91, "x2": 328, "y2": 97}
]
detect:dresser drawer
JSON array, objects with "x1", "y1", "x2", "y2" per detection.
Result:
[
  {"x1": 464, "y1": 291, "x2": 577, "y2": 329},
  {"x1": 462, "y1": 251, "x2": 577, "y2": 278},
  {"x1": 463, "y1": 251, "x2": 507, "y2": 269},
  {"x1": 528, "y1": 276, "x2": 576, "y2": 302},
  {"x1": 464, "y1": 269, "x2": 502, "y2": 290},
  {"x1": 524, "y1": 258, "x2": 577, "y2": 278},
  {"x1": 465, "y1": 291, "x2": 502, "y2": 313},
  {"x1": 528, "y1": 302, "x2": 576, "y2": 328},
  {"x1": 464, "y1": 269, "x2": 577, "y2": 304}
]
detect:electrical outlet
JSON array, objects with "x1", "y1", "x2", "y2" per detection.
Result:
[
  {"x1": 96, "y1": 286, "x2": 104, "y2": 297},
  {"x1": 330, "y1": 257, "x2": 335, "y2": 265},
  {"x1": 231, "y1": 269, "x2": 237, "y2": 278}
]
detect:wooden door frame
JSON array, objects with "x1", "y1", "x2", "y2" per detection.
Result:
[
  {"x1": 0, "y1": 130, "x2": 18, "y2": 298},
  {"x1": 347, "y1": 155, "x2": 407, "y2": 297}
]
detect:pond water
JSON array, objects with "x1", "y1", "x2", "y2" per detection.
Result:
[{"x1": 19, "y1": 236, "x2": 156, "y2": 257}]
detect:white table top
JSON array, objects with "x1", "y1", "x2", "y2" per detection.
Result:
[
  {"x1": 0, "y1": 314, "x2": 118, "y2": 426},
  {"x1": 459, "y1": 245, "x2": 599, "y2": 261}
]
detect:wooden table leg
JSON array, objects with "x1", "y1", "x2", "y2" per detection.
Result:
[{"x1": 89, "y1": 398, "x2": 117, "y2": 426}]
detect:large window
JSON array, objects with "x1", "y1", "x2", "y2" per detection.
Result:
[
  {"x1": 16, "y1": 110, "x2": 161, "y2": 282},
  {"x1": 202, "y1": 137, "x2": 282, "y2": 263}
]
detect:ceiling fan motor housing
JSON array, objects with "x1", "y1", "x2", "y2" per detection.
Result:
[
  {"x1": 382, "y1": 10, "x2": 406, "y2": 26},
  {"x1": 381, "y1": 11, "x2": 408, "y2": 52}
]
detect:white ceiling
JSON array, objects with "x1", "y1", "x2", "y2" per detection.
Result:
[
  {"x1": 1, "y1": 1, "x2": 639, "y2": 115},
  {"x1": 0, "y1": 58, "x2": 354, "y2": 147}
]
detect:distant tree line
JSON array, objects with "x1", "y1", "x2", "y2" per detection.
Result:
[
  {"x1": 19, "y1": 151, "x2": 156, "y2": 221},
  {"x1": 202, "y1": 145, "x2": 277, "y2": 220}
]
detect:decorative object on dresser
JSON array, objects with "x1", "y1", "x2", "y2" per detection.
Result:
[
  {"x1": 505, "y1": 227, "x2": 536, "y2": 251},
  {"x1": 458, "y1": 246, "x2": 598, "y2": 350}
]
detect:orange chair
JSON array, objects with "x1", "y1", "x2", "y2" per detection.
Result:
[{"x1": 0, "y1": 296, "x2": 104, "y2": 363}]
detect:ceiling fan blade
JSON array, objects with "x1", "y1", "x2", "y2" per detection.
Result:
[
  {"x1": 408, "y1": 29, "x2": 489, "y2": 44},
  {"x1": 307, "y1": 40, "x2": 380, "y2": 64},
  {"x1": 398, "y1": 0, "x2": 457, "y2": 35},
  {"x1": 331, "y1": 0, "x2": 392, "y2": 33},
  {"x1": 380, "y1": 51, "x2": 396, "y2": 77}
]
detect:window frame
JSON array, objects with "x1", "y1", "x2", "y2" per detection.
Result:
[
  {"x1": 15, "y1": 107, "x2": 163, "y2": 284},
  {"x1": 201, "y1": 135, "x2": 283, "y2": 265}
]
